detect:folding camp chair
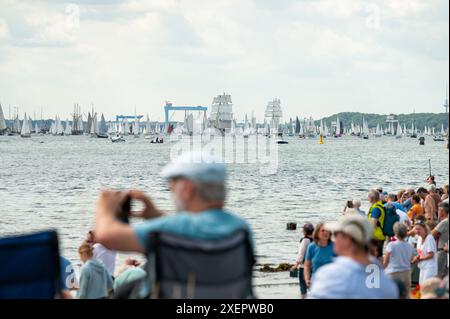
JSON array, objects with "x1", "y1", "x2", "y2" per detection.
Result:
[
  {"x1": 145, "y1": 230, "x2": 255, "y2": 299},
  {"x1": 0, "y1": 230, "x2": 61, "y2": 299}
]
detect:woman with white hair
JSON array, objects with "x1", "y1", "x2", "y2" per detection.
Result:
[{"x1": 383, "y1": 222, "x2": 415, "y2": 297}]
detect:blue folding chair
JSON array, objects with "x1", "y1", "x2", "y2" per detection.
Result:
[{"x1": 0, "y1": 230, "x2": 62, "y2": 299}]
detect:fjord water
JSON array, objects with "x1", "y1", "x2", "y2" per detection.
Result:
[{"x1": 1, "y1": 135, "x2": 449, "y2": 298}]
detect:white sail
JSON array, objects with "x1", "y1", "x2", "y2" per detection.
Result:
[
  {"x1": 335, "y1": 116, "x2": 341, "y2": 136},
  {"x1": 77, "y1": 116, "x2": 84, "y2": 132},
  {"x1": 230, "y1": 119, "x2": 236, "y2": 136},
  {"x1": 34, "y1": 123, "x2": 39, "y2": 134},
  {"x1": 0, "y1": 104, "x2": 6, "y2": 131},
  {"x1": 64, "y1": 119, "x2": 72, "y2": 135},
  {"x1": 20, "y1": 113, "x2": 31, "y2": 137},
  {"x1": 396, "y1": 123, "x2": 402, "y2": 138},
  {"x1": 133, "y1": 116, "x2": 140, "y2": 136},
  {"x1": 14, "y1": 115, "x2": 21, "y2": 133},
  {"x1": 375, "y1": 123, "x2": 381, "y2": 136},
  {"x1": 441, "y1": 124, "x2": 445, "y2": 135},
  {"x1": 145, "y1": 115, "x2": 152, "y2": 136}
]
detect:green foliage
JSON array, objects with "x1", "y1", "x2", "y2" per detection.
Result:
[{"x1": 318, "y1": 112, "x2": 449, "y2": 130}]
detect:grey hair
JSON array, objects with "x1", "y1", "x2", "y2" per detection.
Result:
[
  {"x1": 352, "y1": 199, "x2": 361, "y2": 208},
  {"x1": 369, "y1": 189, "x2": 380, "y2": 201},
  {"x1": 194, "y1": 181, "x2": 227, "y2": 202},
  {"x1": 439, "y1": 202, "x2": 449, "y2": 214},
  {"x1": 393, "y1": 222, "x2": 408, "y2": 239}
]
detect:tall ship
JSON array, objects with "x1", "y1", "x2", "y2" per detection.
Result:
[
  {"x1": 264, "y1": 98, "x2": 283, "y2": 135},
  {"x1": 71, "y1": 104, "x2": 84, "y2": 135},
  {"x1": 0, "y1": 104, "x2": 7, "y2": 135},
  {"x1": 209, "y1": 93, "x2": 233, "y2": 131}
]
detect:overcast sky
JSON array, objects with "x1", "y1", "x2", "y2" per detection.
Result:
[{"x1": 0, "y1": 0, "x2": 448, "y2": 122}]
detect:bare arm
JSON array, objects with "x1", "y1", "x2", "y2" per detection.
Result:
[
  {"x1": 94, "y1": 190, "x2": 164, "y2": 254},
  {"x1": 383, "y1": 252, "x2": 391, "y2": 269},
  {"x1": 304, "y1": 260, "x2": 312, "y2": 286}
]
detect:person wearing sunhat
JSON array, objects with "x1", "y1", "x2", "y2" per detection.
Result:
[
  {"x1": 308, "y1": 215, "x2": 399, "y2": 299},
  {"x1": 93, "y1": 150, "x2": 253, "y2": 254}
]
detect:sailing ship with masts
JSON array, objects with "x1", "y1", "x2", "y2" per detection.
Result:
[
  {"x1": 71, "y1": 104, "x2": 84, "y2": 135},
  {"x1": 0, "y1": 104, "x2": 7, "y2": 135},
  {"x1": 209, "y1": 93, "x2": 233, "y2": 135}
]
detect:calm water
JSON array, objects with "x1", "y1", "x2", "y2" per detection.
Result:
[{"x1": 1, "y1": 134, "x2": 449, "y2": 298}]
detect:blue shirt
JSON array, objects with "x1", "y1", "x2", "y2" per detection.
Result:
[
  {"x1": 133, "y1": 209, "x2": 253, "y2": 251},
  {"x1": 308, "y1": 256, "x2": 399, "y2": 299},
  {"x1": 385, "y1": 202, "x2": 406, "y2": 212},
  {"x1": 402, "y1": 198, "x2": 413, "y2": 212},
  {"x1": 305, "y1": 242, "x2": 335, "y2": 274},
  {"x1": 371, "y1": 207, "x2": 382, "y2": 220}
]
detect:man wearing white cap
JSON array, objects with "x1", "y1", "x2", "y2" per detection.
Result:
[
  {"x1": 308, "y1": 215, "x2": 399, "y2": 299},
  {"x1": 94, "y1": 151, "x2": 252, "y2": 254}
]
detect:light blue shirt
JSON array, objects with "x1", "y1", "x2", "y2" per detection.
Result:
[
  {"x1": 308, "y1": 256, "x2": 399, "y2": 299},
  {"x1": 305, "y1": 242, "x2": 335, "y2": 275},
  {"x1": 385, "y1": 202, "x2": 406, "y2": 212},
  {"x1": 133, "y1": 209, "x2": 253, "y2": 251}
]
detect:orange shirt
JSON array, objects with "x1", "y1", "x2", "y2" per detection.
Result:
[{"x1": 408, "y1": 204, "x2": 424, "y2": 220}]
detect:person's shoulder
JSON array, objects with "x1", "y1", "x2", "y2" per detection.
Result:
[{"x1": 313, "y1": 258, "x2": 354, "y2": 281}]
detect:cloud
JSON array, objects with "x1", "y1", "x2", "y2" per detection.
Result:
[{"x1": 0, "y1": 0, "x2": 448, "y2": 121}]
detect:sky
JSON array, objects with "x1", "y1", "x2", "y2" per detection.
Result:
[{"x1": 0, "y1": 0, "x2": 449, "y2": 122}]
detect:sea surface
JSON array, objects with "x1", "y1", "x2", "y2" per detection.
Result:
[{"x1": 1, "y1": 134, "x2": 449, "y2": 298}]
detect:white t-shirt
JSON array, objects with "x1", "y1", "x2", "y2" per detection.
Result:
[
  {"x1": 396, "y1": 210, "x2": 410, "y2": 226},
  {"x1": 416, "y1": 234, "x2": 437, "y2": 272},
  {"x1": 93, "y1": 243, "x2": 117, "y2": 276}
]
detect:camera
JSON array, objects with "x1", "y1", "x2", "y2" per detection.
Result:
[
  {"x1": 116, "y1": 194, "x2": 131, "y2": 224},
  {"x1": 347, "y1": 200, "x2": 353, "y2": 208}
]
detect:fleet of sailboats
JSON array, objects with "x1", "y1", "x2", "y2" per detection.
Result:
[{"x1": 1, "y1": 101, "x2": 448, "y2": 144}]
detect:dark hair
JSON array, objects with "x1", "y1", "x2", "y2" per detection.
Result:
[
  {"x1": 417, "y1": 187, "x2": 428, "y2": 194},
  {"x1": 303, "y1": 223, "x2": 314, "y2": 236},
  {"x1": 412, "y1": 194, "x2": 421, "y2": 204},
  {"x1": 313, "y1": 223, "x2": 332, "y2": 244},
  {"x1": 428, "y1": 175, "x2": 435, "y2": 181}
]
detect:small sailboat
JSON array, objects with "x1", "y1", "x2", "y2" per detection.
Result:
[
  {"x1": 362, "y1": 117, "x2": 369, "y2": 139},
  {"x1": 243, "y1": 114, "x2": 250, "y2": 138},
  {"x1": 111, "y1": 134, "x2": 125, "y2": 143},
  {"x1": 144, "y1": 115, "x2": 152, "y2": 139},
  {"x1": 97, "y1": 114, "x2": 108, "y2": 138},
  {"x1": 64, "y1": 119, "x2": 72, "y2": 136},
  {"x1": 374, "y1": 123, "x2": 382, "y2": 137},
  {"x1": 132, "y1": 116, "x2": 140, "y2": 138},
  {"x1": 334, "y1": 116, "x2": 341, "y2": 137},
  {"x1": 410, "y1": 121, "x2": 417, "y2": 138},
  {"x1": 395, "y1": 123, "x2": 402, "y2": 139},
  {"x1": 20, "y1": 113, "x2": 31, "y2": 138},
  {"x1": 276, "y1": 133, "x2": 288, "y2": 144}
]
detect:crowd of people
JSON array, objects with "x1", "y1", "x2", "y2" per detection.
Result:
[
  {"x1": 292, "y1": 178, "x2": 449, "y2": 299},
  {"x1": 52, "y1": 151, "x2": 448, "y2": 299}
]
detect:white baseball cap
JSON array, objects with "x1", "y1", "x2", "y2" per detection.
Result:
[
  {"x1": 161, "y1": 151, "x2": 226, "y2": 183},
  {"x1": 325, "y1": 215, "x2": 374, "y2": 246}
]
